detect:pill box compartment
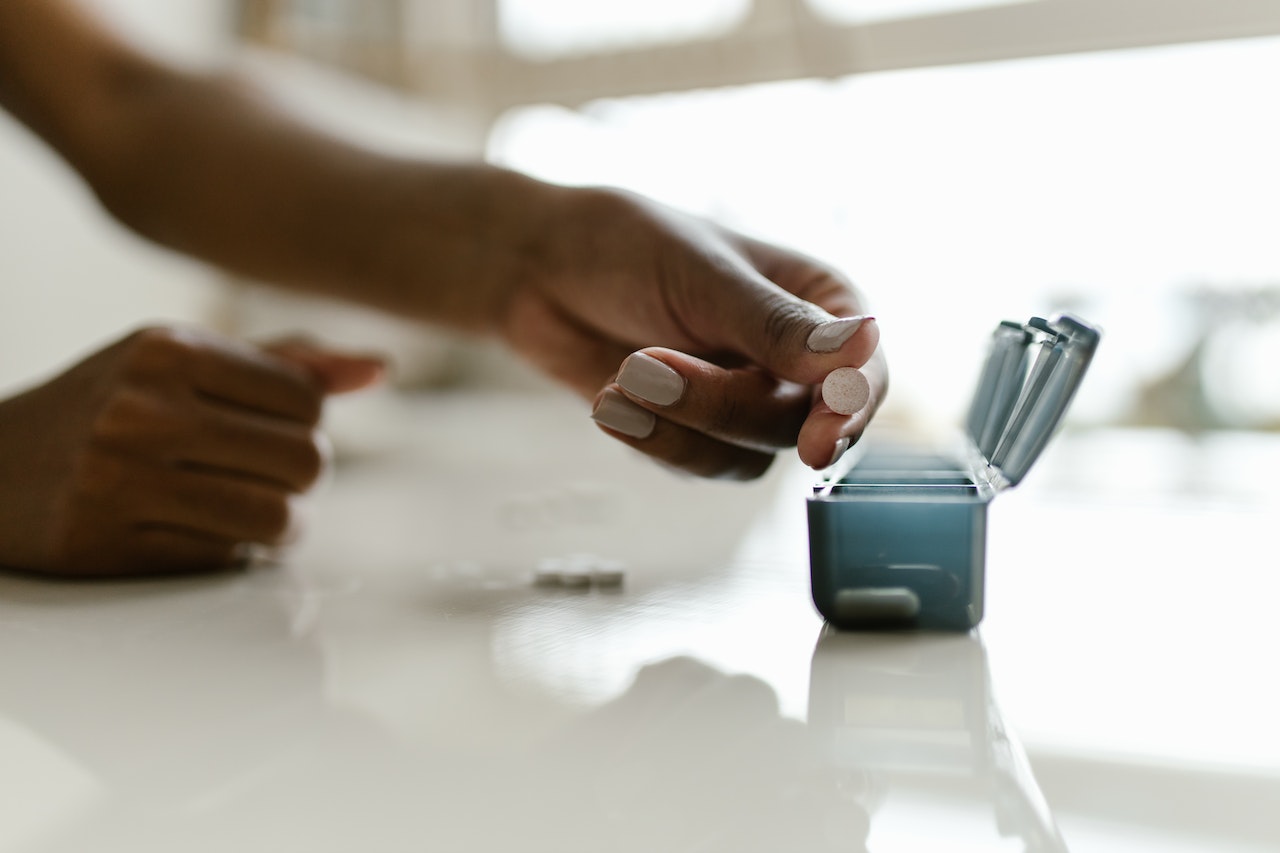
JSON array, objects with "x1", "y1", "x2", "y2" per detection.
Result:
[
  {"x1": 808, "y1": 448, "x2": 992, "y2": 630},
  {"x1": 808, "y1": 314, "x2": 1100, "y2": 631}
]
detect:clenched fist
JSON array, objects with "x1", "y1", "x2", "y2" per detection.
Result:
[{"x1": 0, "y1": 326, "x2": 383, "y2": 576}]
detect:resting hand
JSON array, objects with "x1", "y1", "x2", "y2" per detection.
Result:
[
  {"x1": 503, "y1": 188, "x2": 886, "y2": 479},
  {"x1": 0, "y1": 327, "x2": 383, "y2": 576}
]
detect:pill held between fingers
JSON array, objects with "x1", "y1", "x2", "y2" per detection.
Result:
[{"x1": 822, "y1": 367, "x2": 871, "y2": 416}]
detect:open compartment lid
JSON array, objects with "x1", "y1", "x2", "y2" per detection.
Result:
[{"x1": 964, "y1": 313, "x2": 1101, "y2": 487}]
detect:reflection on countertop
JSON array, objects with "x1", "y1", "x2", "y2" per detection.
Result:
[
  {"x1": 2, "y1": 395, "x2": 1279, "y2": 851},
  {"x1": 809, "y1": 630, "x2": 1066, "y2": 852},
  {"x1": 0, "y1": 564, "x2": 1062, "y2": 852}
]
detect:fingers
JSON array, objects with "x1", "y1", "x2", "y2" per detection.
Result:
[
  {"x1": 591, "y1": 347, "x2": 813, "y2": 479},
  {"x1": 676, "y1": 240, "x2": 881, "y2": 388},
  {"x1": 6, "y1": 326, "x2": 370, "y2": 577},
  {"x1": 797, "y1": 347, "x2": 890, "y2": 469},
  {"x1": 190, "y1": 343, "x2": 323, "y2": 424},
  {"x1": 59, "y1": 447, "x2": 311, "y2": 577},
  {"x1": 611, "y1": 348, "x2": 808, "y2": 451},
  {"x1": 115, "y1": 328, "x2": 370, "y2": 490},
  {"x1": 120, "y1": 327, "x2": 324, "y2": 424},
  {"x1": 592, "y1": 345, "x2": 888, "y2": 477},
  {"x1": 120, "y1": 526, "x2": 245, "y2": 575},
  {"x1": 90, "y1": 358, "x2": 332, "y2": 494},
  {"x1": 653, "y1": 233, "x2": 888, "y2": 473},
  {"x1": 177, "y1": 401, "x2": 328, "y2": 491},
  {"x1": 138, "y1": 466, "x2": 300, "y2": 546},
  {"x1": 591, "y1": 388, "x2": 777, "y2": 480},
  {"x1": 263, "y1": 338, "x2": 386, "y2": 395}
]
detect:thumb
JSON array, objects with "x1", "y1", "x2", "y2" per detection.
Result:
[
  {"x1": 263, "y1": 338, "x2": 387, "y2": 395},
  {"x1": 759, "y1": 298, "x2": 880, "y2": 385},
  {"x1": 688, "y1": 268, "x2": 880, "y2": 385}
]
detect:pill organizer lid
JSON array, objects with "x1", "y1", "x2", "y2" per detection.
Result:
[{"x1": 966, "y1": 313, "x2": 1100, "y2": 488}]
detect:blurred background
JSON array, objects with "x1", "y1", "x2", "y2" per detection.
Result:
[
  {"x1": 3, "y1": 6, "x2": 1279, "y2": 848},
  {"x1": 1, "y1": 0, "x2": 1278, "y2": 479}
]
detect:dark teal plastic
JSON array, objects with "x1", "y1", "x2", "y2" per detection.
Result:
[{"x1": 808, "y1": 314, "x2": 1100, "y2": 631}]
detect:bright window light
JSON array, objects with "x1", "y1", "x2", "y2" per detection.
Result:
[
  {"x1": 808, "y1": 0, "x2": 1038, "y2": 25},
  {"x1": 498, "y1": 0, "x2": 749, "y2": 60},
  {"x1": 489, "y1": 37, "x2": 1280, "y2": 432}
]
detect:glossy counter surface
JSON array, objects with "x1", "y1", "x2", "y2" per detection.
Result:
[{"x1": 1, "y1": 394, "x2": 1278, "y2": 851}]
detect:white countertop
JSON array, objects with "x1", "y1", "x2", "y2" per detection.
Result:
[{"x1": 2, "y1": 393, "x2": 1277, "y2": 852}]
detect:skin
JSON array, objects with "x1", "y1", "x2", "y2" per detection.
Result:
[
  {"x1": 0, "y1": 0, "x2": 887, "y2": 575},
  {"x1": 0, "y1": 329, "x2": 384, "y2": 576}
]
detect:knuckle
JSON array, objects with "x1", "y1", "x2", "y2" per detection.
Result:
[
  {"x1": 124, "y1": 325, "x2": 183, "y2": 354},
  {"x1": 297, "y1": 392, "x2": 325, "y2": 427},
  {"x1": 273, "y1": 380, "x2": 325, "y2": 428},
  {"x1": 125, "y1": 325, "x2": 179, "y2": 347},
  {"x1": 706, "y1": 391, "x2": 740, "y2": 438},
  {"x1": 291, "y1": 432, "x2": 329, "y2": 490},
  {"x1": 761, "y1": 297, "x2": 811, "y2": 348},
  {"x1": 249, "y1": 493, "x2": 294, "y2": 544},
  {"x1": 131, "y1": 532, "x2": 239, "y2": 575},
  {"x1": 120, "y1": 326, "x2": 196, "y2": 379},
  {"x1": 90, "y1": 387, "x2": 170, "y2": 448},
  {"x1": 71, "y1": 451, "x2": 130, "y2": 500}
]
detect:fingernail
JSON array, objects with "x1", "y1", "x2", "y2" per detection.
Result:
[
  {"x1": 617, "y1": 352, "x2": 685, "y2": 407},
  {"x1": 827, "y1": 436, "x2": 852, "y2": 467},
  {"x1": 806, "y1": 315, "x2": 875, "y2": 354},
  {"x1": 591, "y1": 389, "x2": 656, "y2": 439}
]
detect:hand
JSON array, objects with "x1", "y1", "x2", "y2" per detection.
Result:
[
  {"x1": 0, "y1": 327, "x2": 383, "y2": 577},
  {"x1": 503, "y1": 188, "x2": 887, "y2": 479}
]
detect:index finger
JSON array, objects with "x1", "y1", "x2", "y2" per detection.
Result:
[
  {"x1": 179, "y1": 331, "x2": 324, "y2": 425},
  {"x1": 797, "y1": 347, "x2": 890, "y2": 469}
]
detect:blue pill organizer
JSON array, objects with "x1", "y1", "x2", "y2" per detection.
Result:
[{"x1": 807, "y1": 313, "x2": 1101, "y2": 630}]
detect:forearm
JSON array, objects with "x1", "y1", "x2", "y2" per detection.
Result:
[
  {"x1": 91, "y1": 71, "x2": 557, "y2": 331},
  {"x1": 0, "y1": 0, "x2": 561, "y2": 333}
]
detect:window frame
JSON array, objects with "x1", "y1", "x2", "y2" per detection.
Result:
[{"x1": 472, "y1": 0, "x2": 1280, "y2": 110}]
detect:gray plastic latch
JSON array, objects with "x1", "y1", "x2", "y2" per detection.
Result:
[{"x1": 834, "y1": 587, "x2": 922, "y2": 622}]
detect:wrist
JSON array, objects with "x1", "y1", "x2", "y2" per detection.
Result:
[
  {"x1": 361, "y1": 164, "x2": 570, "y2": 335},
  {"x1": 524, "y1": 181, "x2": 648, "y2": 287}
]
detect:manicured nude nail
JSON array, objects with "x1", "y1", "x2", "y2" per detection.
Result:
[
  {"x1": 591, "y1": 389, "x2": 656, "y2": 439},
  {"x1": 827, "y1": 436, "x2": 852, "y2": 467},
  {"x1": 822, "y1": 367, "x2": 871, "y2": 415},
  {"x1": 617, "y1": 352, "x2": 685, "y2": 406},
  {"x1": 806, "y1": 315, "x2": 875, "y2": 354}
]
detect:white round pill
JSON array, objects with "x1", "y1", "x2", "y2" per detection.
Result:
[
  {"x1": 559, "y1": 567, "x2": 593, "y2": 588},
  {"x1": 822, "y1": 367, "x2": 870, "y2": 416},
  {"x1": 533, "y1": 557, "x2": 566, "y2": 587},
  {"x1": 591, "y1": 560, "x2": 626, "y2": 587}
]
